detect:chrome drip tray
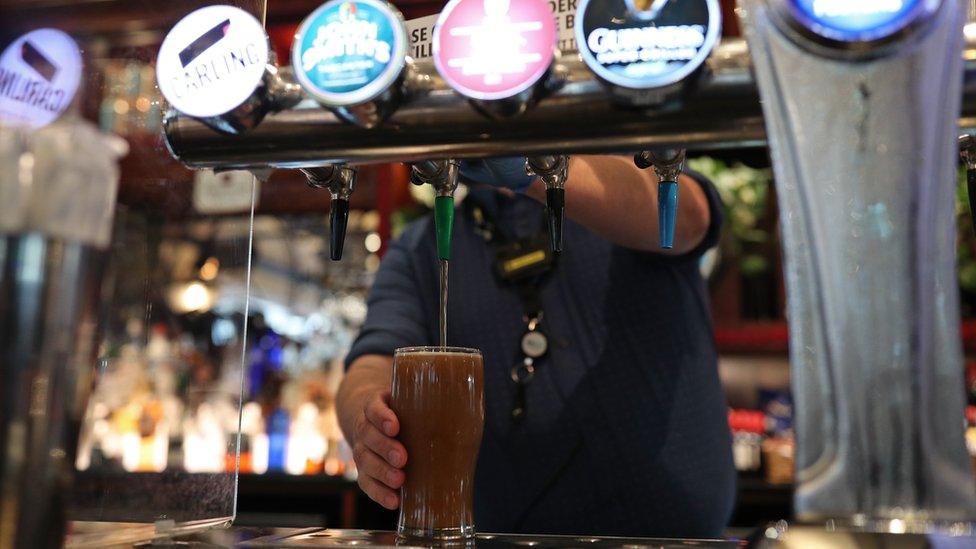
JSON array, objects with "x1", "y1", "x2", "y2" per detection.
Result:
[{"x1": 240, "y1": 529, "x2": 736, "y2": 548}]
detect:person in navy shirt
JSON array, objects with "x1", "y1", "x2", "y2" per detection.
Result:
[{"x1": 337, "y1": 155, "x2": 735, "y2": 538}]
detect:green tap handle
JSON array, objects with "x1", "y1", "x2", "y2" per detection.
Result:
[{"x1": 435, "y1": 195, "x2": 454, "y2": 261}]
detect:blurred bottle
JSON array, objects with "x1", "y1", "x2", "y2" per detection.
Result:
[
  {"x1": 287, "y1": 402, "x2": 326, "y2": 475},
  {"x1": 267, "y1": 407, "x2": 290, "y2": 473},
  {"x1": 235, "y1": 401, "x2": 266, "y2": 474},
  {"x1": 247, "y1": 315, "x2": 283, "y2": 401},
  {"x1": 729, "y1": 409, "x2": 764, "y2": 473},
  {"x1": 762, "y1": 435, "x2": 794, "y2": 485}
]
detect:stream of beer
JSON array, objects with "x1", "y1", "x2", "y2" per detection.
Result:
[{"x1": 439, "y1": 259, "x2": 448, "y2": 348}]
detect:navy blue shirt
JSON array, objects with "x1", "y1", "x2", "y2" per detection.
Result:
[{"x1": 346, "y1": 174, "x2": 735, "y2": 538}]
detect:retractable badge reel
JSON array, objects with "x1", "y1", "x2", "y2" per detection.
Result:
[{"x1": 511, "y1": 314, "x2": 549, "y2": 422}]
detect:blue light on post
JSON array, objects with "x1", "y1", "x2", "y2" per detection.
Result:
[{"x1": 785, "y1": 0, "x2": 940, "y2": 43}]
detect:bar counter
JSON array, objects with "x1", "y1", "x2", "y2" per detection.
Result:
[{"x1": 165, "y1": 528, "x2": 739, "y2": 548}]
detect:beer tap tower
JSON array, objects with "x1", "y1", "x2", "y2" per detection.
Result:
[
  {"x1": 153, "y1": 0, "x2": 976, "y2": 543},
  {"x1": 739, "y1": 0, "x2": 976, "y2": 541}
]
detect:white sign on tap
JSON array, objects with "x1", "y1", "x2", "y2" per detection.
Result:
[
  {"x1": 0, "y1": 28, "x2": 83, "y2": 129},
  {"x1": 407, "y1": 0, "x2": 578, "y2": 60},
  {"x1": 156, "y1": 5, "x2": 269, "y2": 118}
]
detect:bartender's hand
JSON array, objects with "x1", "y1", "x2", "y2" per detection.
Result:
[
  {"x1": 337, "y1": 355, "x2": 406, "y2": 510},
  {"x1": 459, "y1": 157, "x2": 536, "y2": 192}
]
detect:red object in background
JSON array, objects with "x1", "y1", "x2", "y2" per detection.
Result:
[
  {"x1": 967, "y1": 360, "x2": 976, "y2": 396},
  {"x1": 714, "y1": 323, "x2": 790, "y2": 354},
  {"x1": 376, "y1": 163, "x2": 412, "y2": 258},
  {"x1": 268, "y1": 23, "x2": 299, "y2": 65},
  {"x1": 729, "y1": 409, "x2": 766, "y2": 434},
  {"x1": 720, "y1": 0, "x2": 740, "y2": 36}
]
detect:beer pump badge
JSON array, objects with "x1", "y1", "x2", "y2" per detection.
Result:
[
  {"x1": 576, "y1": 0, "x2": 720, "y2": 90},
  {"x1": 784, "y1": 0, "x2": 938, "y2": 43},
  {"x1": 293, "y1": 0, "x2": 407, "y2": 106},
  {"x1": 156, "y1": 5, "x2": 269, "y2": 118},
  {"x1": 0, "y1": 29, "x2": 82, "y2": 128},
  {"x1": 433, "y1": 0, "x2": 557, "y2": 101}
]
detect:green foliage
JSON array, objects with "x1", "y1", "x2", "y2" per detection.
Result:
[
  {"x1": 687, "y1": 156, "x2": 773, "y2": 276},
  {"x1": 957, "y1": 166, "x2": 976, "y2": 293}
]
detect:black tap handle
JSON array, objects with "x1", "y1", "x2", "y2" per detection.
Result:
[
  {"x1": 330, "y1": 198, "x2": 350, "y2": 261},
  {"x1": 545, "y1": 187, "x2": 565, "y2": 253}
]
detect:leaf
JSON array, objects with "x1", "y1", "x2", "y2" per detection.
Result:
[{"x1": 741, "y1": 255, "x2": 769, "y2": 276}]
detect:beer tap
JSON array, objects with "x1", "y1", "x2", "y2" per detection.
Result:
[
  {"x1": 302, "y1": 165, "x2": 358, "y2": 260},
  {"x1": 292, "y1": 0, "x2": 410, "y2": 129},
  {"x1": 411, "y1": 160, "x2": 461, "y2": 262},
  {"x1": 635, "y1": 149, "x2": 686, "y2": 250},
  {"x1": 411, "y1": 160, "x2": 460, "y2": 347},
  {"x1": 157, "y1": 7, "x2": 302, "y2": 135},
  {"x1": 526, "y1": 156, "x2": 568, "y2": 253},
  {"x1": 959, "y1": 134, "x2": 976, "y2": 236}
]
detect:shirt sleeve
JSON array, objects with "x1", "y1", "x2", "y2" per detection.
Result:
[
  {"x1": 343, "y1": 221, "x2": 433, "y2": 370},
  {"x1": 677, "y1": 167, "x2": 725, "y2": 259}
]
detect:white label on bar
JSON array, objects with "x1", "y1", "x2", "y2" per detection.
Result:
[
  {"x1": 193, "y1": 169, "x2": 257, "y2": 214},
  {"x1": 406, "y1": 0, "x2": 577, "y2": 60}
]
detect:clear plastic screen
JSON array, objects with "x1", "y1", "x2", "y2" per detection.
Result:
[{"x1": 0, "y1": 1, "x2": 265, "y2": 546}]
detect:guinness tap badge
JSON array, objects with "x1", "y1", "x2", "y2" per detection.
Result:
[{"x1": 576, "y1": 0, "x2": 720, "y2": 103}]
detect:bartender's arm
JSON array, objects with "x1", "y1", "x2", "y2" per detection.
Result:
[{"x1": 523, "y1": 155, "x2": 711, "y2": 255}]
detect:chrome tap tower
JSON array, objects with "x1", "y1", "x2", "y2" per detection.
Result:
[
  {"x1": 0, "y1": 122, "x2": 123, "y2": 548},
  {"x1": 740, "y1": 0, "x2": 976, "y2": 531}
]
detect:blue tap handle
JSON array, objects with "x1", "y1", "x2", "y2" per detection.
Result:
[{"x1": 659, "y1": 180, "x2": 678, "y2": 249}]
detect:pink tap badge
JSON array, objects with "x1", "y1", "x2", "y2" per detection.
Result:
[{"x1": 433, "y1": 0, "x2": 556, "y2": 101}]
